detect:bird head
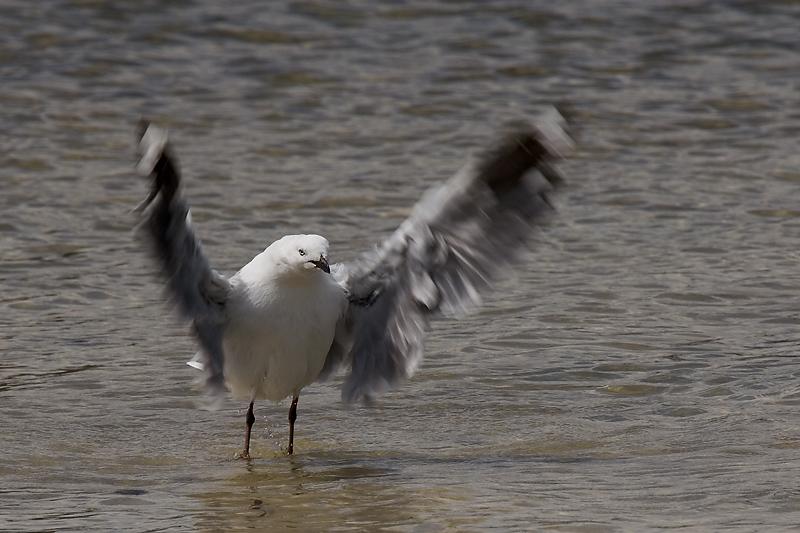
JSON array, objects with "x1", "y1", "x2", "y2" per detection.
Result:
[{"x1": 267, "y1": 234, "x2": 331, "y2": 277}]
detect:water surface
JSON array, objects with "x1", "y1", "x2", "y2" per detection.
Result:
[{"x1": 2, "y1": 1, "x2": 800, "y2": 531}]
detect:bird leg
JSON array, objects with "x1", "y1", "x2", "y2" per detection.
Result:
[
  {"x1": 237, "y1": 401, "x2": 256, "y2": 459},
  {"x1": 287, "y1": 395, "x2": 299, "y2": 455}
]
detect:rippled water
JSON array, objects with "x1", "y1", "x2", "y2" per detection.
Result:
[{"x1": 2, "y1": 1, "x2": 800, "y2": 531}]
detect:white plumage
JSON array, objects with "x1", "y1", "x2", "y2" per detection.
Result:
[{"x1": 213, "y1": 235, "x2": 346, "y2": 402}]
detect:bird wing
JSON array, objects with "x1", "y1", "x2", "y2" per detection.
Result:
[
  {"x1": 321, "y1": 109, "x2": 572, "y2": 403},
  {"x1": 135, "y1": 123, "x2": 229, "y2": 404}
]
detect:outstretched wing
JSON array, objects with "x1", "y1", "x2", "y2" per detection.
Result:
[
  {"x1": 135, "y1": 122, "x2": 229, "y2": 403},
  {"x1": 321, "y1": 109, "x2": 572, "y2": 403}
]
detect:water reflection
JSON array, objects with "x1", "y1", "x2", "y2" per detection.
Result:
[{"x1": 194, "y1": 455, "x2": 441, "y2": 531}]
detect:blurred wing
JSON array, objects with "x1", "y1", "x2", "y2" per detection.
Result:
[
  {"x1": 135, "y1": 123, "x2": 229, "y2": 404},
  {"x1": 322, "y1": 109, "x2": 572, "y2": 403}
]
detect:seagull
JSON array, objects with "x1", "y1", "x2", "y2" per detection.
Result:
[{"x1": 134, "y1": 111, "x2": 571, "y2": 458}]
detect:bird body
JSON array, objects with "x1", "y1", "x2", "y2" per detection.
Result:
[
  {"x1": 135, "y1": 110, "x2": 571, "y2": 457},
  {"x1": 219, "y1": 235, "x2": 346, "y2": 402}
]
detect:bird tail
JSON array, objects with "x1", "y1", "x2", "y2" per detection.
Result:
[
  {"x1": 187, "y1": 351, "x2": 205, "y2": 370},
  {"x1": 186, "y1": 351, "x2": 226, "y2": 410}
]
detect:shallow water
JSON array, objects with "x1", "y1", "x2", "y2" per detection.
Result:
[{"x1": 2, "y1": 0, "x2": 800, "y2": 531}]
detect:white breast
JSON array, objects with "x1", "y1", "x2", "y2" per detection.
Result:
[{"x1": 222, "y1": 273, "x2": 346, "y2": 402}]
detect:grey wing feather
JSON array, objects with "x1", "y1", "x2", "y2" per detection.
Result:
[
  {"x1": 323, "y1": 109, "x2": 572, "y2": 403},
  {"x1": 135, "y1": 123, "x2": 228, "y2": 404}
]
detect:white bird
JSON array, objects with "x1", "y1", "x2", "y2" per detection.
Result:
[{"x1": 135, "y1": 111, "x2": 571, "y2": 458}]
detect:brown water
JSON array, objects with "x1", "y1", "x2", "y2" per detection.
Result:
[{"x1": 2, "y1": 1, "x2": 800, "y2": 531}]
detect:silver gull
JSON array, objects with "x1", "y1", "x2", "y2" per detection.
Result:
[{"x1": 134, "y1": 111, "x2": 571, "y2": 458}]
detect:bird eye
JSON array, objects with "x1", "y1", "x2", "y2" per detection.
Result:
[{"x1": 298, "y1": 249, "x2": 306, "y2": 256}]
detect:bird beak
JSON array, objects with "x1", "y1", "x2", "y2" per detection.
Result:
[{"x1": 310, "y1": 256, "x2": 330, "y2": 273}]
